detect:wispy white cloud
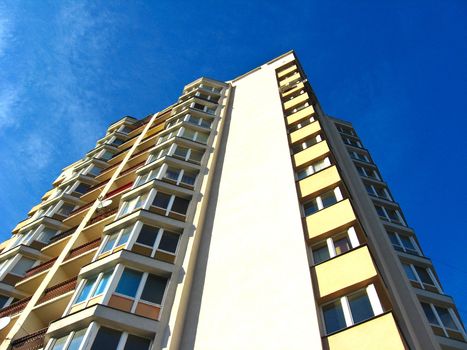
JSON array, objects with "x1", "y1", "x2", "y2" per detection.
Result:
[
  {"x1": 0, "y1": 11, "x2": 13, "y2": 58},
  {"x1": 17, "y1": 134, "x2": 53, "y2": 170},
  {"x1": 0, "y1": 87, "x2": 20, "y2": 130}
]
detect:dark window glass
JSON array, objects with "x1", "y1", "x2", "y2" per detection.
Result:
[
  {"x1": 312, "y1": 244, "x2": 330, "y2": 264},
  {"x1": 171, "y1": 197, "x2": 190, "y2": 214},
  {"x1": 0, "y1": 295, "x2": 9, "y2": 308},
  {"x1": 152, "y1": 192, "x2": 171, "y2": 209},
  {"x1": 140, "y1": 275, "x2": 167, "y2": 304},
  {"x1": 387, "y1": 232, "x2": 401, "y2": 247},
  {"x1": 323, "y1": 301, "x2": 346, "y2": 334},
  {"x1": 348, "y1": 292, "x2": 374, "y2": 324},
  {"x1": 304, "y1": 199, "x2": 319, "y2": 216},
  {"x1": 414, "y1": 266, "x2": 435, "y2": 285},
  {"x1": 158, "y1": 232, "x2": 179, "y2": 253},
  {"x1": 399, "y1": 236, "x2": 416, "y2": 252},
  {"x1": 173, "y1": 146, "x2": 188, "y2": 159},
  {"x1": 321, "y1": 191, "x2": 337, "y2": 208},
  {"x1": 91, "y1": 327, "x2": 121, "y2": 350},
  {"x1": 375, "y1": 205, "x2": 386, "y2": 218},
  {"x1": 74, "y1": 183, "x2": 90, "y2": 194},
  {"x1": 189, "y1": 150, "x2": 204, "y2": 163},
  {"x1": 422, "y1": 302, "x2": 439, "y2": 325},
  {"x1": 435, "y1": 306, "x2": 458, "y2": 330},
  {"x1": 116, "y1": 269, "x2": 142, "y2": 297},
  {"x1": 112, "y1": 138, "x2": 125, "y2": 146},
  {"x1": 124, "y1": 335, "x2": 151, "y2": 350},
  {"x1": 136, "y1": 225, "x2": 160, "y2": 247}
]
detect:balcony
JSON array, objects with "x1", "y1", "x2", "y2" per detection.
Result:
[
  {"x1": 284, "y1": 92, "x2": 309, "y2": 111},
  {"x1": 10, "y1": 327, "x2": 47, "y2": 350},
  {"x1": 37, "y1": 277, "x2": 77, "y2": 305},
  {"x1": 323, "y1": 312, "x2": 405, "y2": 350},
  {"x1": 25, "y1": 258, "x2": 57, "y2": 278},
  {"x1": 65, "y1": 238, "x2": 101, "y2": 262},
  {"x1": 305, "y1": 199, "x2": 356, "y2": 240},
  {"x1": 293, "y1": 141, "x2": 330, "y2": 168},
  {"x1": 0, "y1": 297, "x2": 31, "y2": 318},
  {"x1": 313, "y1": 246, "x2": 377, "y2": 299},
  {"x1": 277, "y1": 64, "x2": 298, "y2": 79},
  {"x1": 289, "y1": 120, "x2": 321, "y2": 145},
  {"x1": 286, "y1": 105, "x2": 315, "y2": 125},
  {"x1": 87, "y1": 207, "x2": 118, "y2": 226},
  {"x1": 298, "y1": 166, "x2": 341, "y2": 199}
]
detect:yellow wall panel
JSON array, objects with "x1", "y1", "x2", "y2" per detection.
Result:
[
  {"x1": 284, "y1": 92, "x2": 309, "y2": 110},
  {"x1": 293, "y1": 141, "x2": 330, "y2": 168},
  {"x1": 277, "y1": 65, "x2": 297, "y2": 78},
  {"x1": 290, "y1": 120, "x2": 321, "y2": 144},
  {"x1": 298, "y1": 166, "x2": 341, "y2": 199},
  {"x1": 279, "y1": 72, "x2": 301, "y2": 87},
  {"x1": 286, "y1": 105, "x2": 315, "y2": 125}
]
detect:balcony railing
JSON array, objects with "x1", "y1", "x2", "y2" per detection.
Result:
[
  {"x1": 25, "y1": 258, "x2": 58, "y2": 278},
  {"x1": 65, "y1": 238, "x2": 101, "y2": 261},
  {"x1": 49, "y1": 226, "x2": 78, "y2": 243},
  {"x1": 11, "y1": 327, "x2": 47, "y2": 350},
  {"x1": 37, "y1": 277, "x2": 77, "y2": 304},
  {"x1": 0, "y1": 297, "x2": 31, "y2": 318},
  {"x1": 104, "y1": 182, "x2": 133, "y2": 200},
  {"x1": 87, "y1": 207, "x2": 118, "y2": 226},
  {"x1": 68, "y1": 201, "x2": 93, "y2": 216},
  {"x1": 86, "y1": 178, "x2": 111, "y2": 193}
]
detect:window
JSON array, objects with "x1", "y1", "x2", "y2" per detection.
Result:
[
  {"x1": 51, "y1": 328, "x2": 87, "y2": 350},
  {"x1": 73, "y1": 270, "x2": 113, "y2": 305},
  {"x1": 291, "y1": 134, "x2": 322, "y2": 154},
  {"x1": 37, "y1": 227, "x2": 58, "y2": 243},
  {"x1": 356, "y1": 165, "x2": 380, "y2": 180},
  {"x1": 74, "y1": 183, "x2": 90, "y2": 194},
  {"x1": 57, "y1": 203, "x2": 76, "y2": 216},
  {"x1": 10, "y1": 257, "x2": 35, "y2": 276},
  {"x1": 135, "y1": 166, "x2": 161, "y2": 187},
  {"x1": 115, "y1": 268, "x2": 168, "y2": 306},
  {"x1": 148, "y1": 147, "x2": 169, "y2": 163},
  {"x1": 186, "y1": 114, "x2": 212, "y2": 128},
  {"x1": 365, "y1": 184, "x2": 391, "y2": 200},
  {"x1": 109, "y1": 138, "x2": 125, "y2": 146},
  {"x1": 99, "y1": 226, "x2": 133, "y2": 255},
  {"x1": 296, "y1": 157, "x2": 331, "y2": 180},
  {"x1": 163, "y1": 167, "x2": 197, "y2": 187},
  {"x1": 181, "y1": 128, "x2": 209, "y2": 144},
  {"x1": 90, "y1": 327, "x2": 151, "y2": 350},
  {"x1": 387, "y1": 231, "x2": 420, "y2": 255},
  {"x1": 403, "y1": 263, "x2": 440, "y2": 292},
  {"x1": 322, "y1": 285, "x2": 383, "y2": 334},
  {"x1": 303, "y1": 188, "x2": 342, "y2": 216},
  {"x1": 119, "y1": 193, "x2": 149, "y2": 217},
  {"x1": 311, "y1": 228, "x2": 359, "y2": 264},
  {"x1": 336, "y1": 124, "x2": 355, "y2": 136},
  {"x1": 374, "y1": 205, "x2": 404, "y2": 225},
  {"x1": 87, "y1": 165, "x2": 103, "y2": 177},
  {"x1": 0, "y1": 295, "x2": 10, "y2": 308},
  {"x1": 134, "y1": 224, "x2": 180, "y2": 257},
  {"x1": 118, "y1": 125, "x2": 133, "y2": 134},
  {"x1": 421, "y1": 302, "x2": 463, "y2": 339},
  {"x1": 342, "y1": 136, "x2": 362, "y2": 148},
  {"x1": 152, "y1": 192, "x2": 191, "y2": 216},
  {"x1": 349, "y1": 151, "x2": 370, "y2": 163}
]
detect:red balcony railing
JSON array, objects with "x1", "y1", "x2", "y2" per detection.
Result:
[
  {"x1": 11, "y1": 327, "x2": 47, "y2": 350},
  {"x1": 65, "y1": 238, "x2": 101, "y2": 261},
  {"x1": 37, "y1": 277, "x2": 77, "y2": 304},
  {"x1": 86, "y1": 178, "x2": 111, "y2": 193},
  {"x1": 24, "y1": 257, "x2": 58, "y2": 278},
  {"x1": 87, "y1": 207, "x2": 118, "y2": 226},
  {"x1": 117, "y1": 161, "x2": 146, "y2": 178},
  {"x1": 68, "y1": 201, "x2": 93, "y2": 216},
  {"x1": 0, "y1": 297, "x2": 31, "y2": 318},
  {"x1": 104, "y1": 182, "x2": 133, "y2": 199}
]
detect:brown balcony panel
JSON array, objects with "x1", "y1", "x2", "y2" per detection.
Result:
[
  {"x1": 65, "y1": 238, "x2": 101, "y2": 261},
  {"x1": 25, "y1": 258, "x2": 58, "y2": 278},
  {"x1": 11, "y1": 327, "x2": 47, "y2": 350},
  {"x1": 87, "y1": 208, "x2": 118, "y2": 226},
  {"x1": 104, "y1": 182, "x2": 134, "y2": 199},
  {"x1": 38, "y1": 277, "x2": 77, "y2": 304},
  {"x1": 0, "y1": 297, "x2": 31, "y2": 318},
  {"x1": 86, "y1": 178, "x2": 111, "y2": 193},
  {"x1": 69, "y1": 201, "x2": 93, "y2": 216},
  {"x1": 118, "y1": 161, "x2": 146, "y2": 178}
]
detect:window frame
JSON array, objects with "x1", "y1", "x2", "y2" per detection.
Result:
[{"x1": 311, "y1": 227, "x2": 360, "y2": 265}]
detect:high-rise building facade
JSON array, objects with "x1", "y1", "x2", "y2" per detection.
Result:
[{"x1": 0, "y1": 51, "x2": 464, "y2": 350}]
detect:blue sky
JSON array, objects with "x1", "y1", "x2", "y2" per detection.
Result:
[{"x1": 0, "y1": 1, "x2": 466, "y2": 320}]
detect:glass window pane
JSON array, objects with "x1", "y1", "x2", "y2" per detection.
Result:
[
  {"x1": 348, "y1": 291, "x2": 374, "y2": 324},
  {"x1": 435, "y1": 306, "x2": 458, "y2": 330},
  {"x1": 173, "y1": 146, "x2": 188, "y2": 158},
  {"x1": 52, "y1": 335, "x2": 68, "y2": 350},
  {"x1": 116, "y1": 227, "x2": 132, "y2": 247},
  {"x1": 116, "y1": 269, "x2": 143, "y2": 297},
  {"x1": 153, "y1": 192, "x2": 171, "y2": 209},
  {"x1": 323, "y1": 301, "x2": 346, "y2": 334},
  {"x1": 165, "y1": 168, "x2": 180, "y2": 181},
  {"x1": 387, "y1": 231, "x2": 400, "y2": 247},
  {"x1": 399, "y1": 235, "x2": 416, "y2": 251},
  {"x1": 171, "y1": 197, "x2": 190, "y2": 214},
  {"x1": 101, "y1": 233, "x2": 118, "y2": 253},
  {"x1": 304, "y1": 199, "x2": 319, "y2": 216},
  {"x1": 312, "y1": 244, "x2": 330, "y2": 264},
  {"x1": 403, "y1": 264, "x2": 417, "y2": 281},
  {"x1": 68, "y1": 329, "x2": 87, "y2": 350},
  {"x1": 181, "y1": 172, "x2": 196, "y2": 186},
  {"x1": 135, "y1": 193, "x2": 148, "y2": 209},
  {"x1": 11, "y1": 257, "x2": 35, "y2": 276},
  {"x1": 136, "y1": 225, "x2": 160, "y2": 247},
  {"x1": 124, "y1": 335, "x2": 151, "y2": 350},
  {"x1": 189, "y1": 150, "x2": 203, "y2": 163},
  {"x1": 182, "y1": 129, "x2": 196, "y2": 140},
  {"x1": 0, "y1": 295, "x2": 9, "y2": 308},
  {"x1": 75, "y1": 276, "x2": 97, "y2": 303},
  {"x1": 140, "y1": 274, "x2": 167, "y2": 304},
  {"x1": 90, "y1": 327, "x2": 121, "y2": 350},
  {"x1": 158, "y1": 232, "x2": 179, "y2": 253},
  {"x1": 321, "y1": 191, "x2": 337, "y2": 208},
  {"x1": 196, "y1": 133, "x2": 209, "y2": 144},
  {"x1": 333, "y1": 237, "x2": 351, "y2": 255},
  {"x1": 414, "y1": 266, "x2": 435, "y2": 285},
  {"x1": 93, "y1": 271, "x2": 112, "y2": 296},
  {"x1": 422, "y1": 302, "x2": 440, "y2": 325}
]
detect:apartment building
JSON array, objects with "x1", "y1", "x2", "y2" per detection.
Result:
[{"x1": 0, "y1": 51, "x2": 464, "y2": 350}]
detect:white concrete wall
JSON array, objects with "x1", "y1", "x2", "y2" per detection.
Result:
[{"x1": 183, "y1": 54, "x2": 323, "y2": 349}]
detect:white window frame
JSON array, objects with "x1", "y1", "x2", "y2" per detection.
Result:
[
  {"x1": 303, "y1": 187, "x2": 343, "y2": 216},
  {"x1": 95, "y1": 224, "x2": 139, "y2": 258},
  {"x1": 374, "y1": 205, "x2": 406, "y2": 226},
  {"x1": 296, "y1": 157, "x2": 331, "y2": 180},
  {"x1": 422, "y1": 302, "x2": 466, "y2": 339},
  {"x1": 311, "y1": 227, "x2": 360, "y2": 264},
  {"x1": 388, "y1": 231, "x2": 421, "y2": 255},
  {"x1": 403, "y1": 263, "x2": 442, "y2": 292},
  {"x1": 117, "y1": 192, "x2": 151, "y2": 218},
  {"x1": 150, "y1": 190, "x2": 191, "y2": 216}
]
